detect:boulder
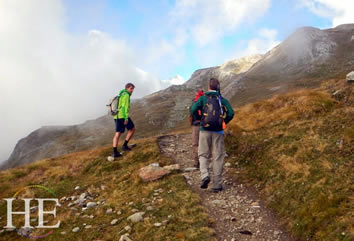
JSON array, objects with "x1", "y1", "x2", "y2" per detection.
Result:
[
  {"x1": 346, "y1": 71, "x2": 354, "y2": 83},
  {"x1": 138, "y1": 165, "x2": 170, "y2": 182}
]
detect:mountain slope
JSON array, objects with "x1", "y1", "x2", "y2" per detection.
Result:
[
  {"x1": 225, "y1": 78, "x2": 353, "y2": 241},
  {"x1": 3, "y1": 24, "x2": 354, "y2": 169}
]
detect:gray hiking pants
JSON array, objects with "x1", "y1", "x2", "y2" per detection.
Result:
[
  {"x1": 198, "y1": 130, "x2": 225, "y2": 189},
  {"x1": 192, "y1": 125, "x2": 200, "y2": 165}
]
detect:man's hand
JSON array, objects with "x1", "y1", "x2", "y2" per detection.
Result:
[{"x1": 124, "y1": 120, "x2": 128, "y2": 125}]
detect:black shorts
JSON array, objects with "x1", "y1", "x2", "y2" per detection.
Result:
[{"x1": 114, "y1": 118, "x2": 135, "y2": 133}]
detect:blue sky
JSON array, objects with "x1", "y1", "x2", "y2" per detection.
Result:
[
  {"x1": 0, "y1": 0, "x2": 353, "y2": 161},
  {"x1": 62, "y1": 0, "x2": 335, "y2": 81}
]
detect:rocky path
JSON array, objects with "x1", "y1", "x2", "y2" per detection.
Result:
[{"x1": 158, "y1": 134, "x2": 297, "y2": 241}]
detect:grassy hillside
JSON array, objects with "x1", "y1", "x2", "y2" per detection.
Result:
[
  {"x1": 0, "y1": 138, "x2": 215, "y2": 241},
  {"x1": 225, "y1": 79, "x2": 353, "y2": 241}
]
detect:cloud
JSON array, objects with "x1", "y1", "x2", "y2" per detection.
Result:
[
  {"x1": 162, "y1": 75, "x2": 186, "y2": 85},
  {"x1": 171, "y1": 0, "x2": 271, "y2": 46},
  {"x1": 241, "y1": 28, "x2": 280, "y2": 56},
  {"x1": 0, "y1": 0, "x2": 175, "y2": 161},
  {"x1": 299, "y1": 0, "x2": 354, "y2": 26}
]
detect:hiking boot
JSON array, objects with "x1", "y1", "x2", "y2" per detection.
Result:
[
  {"x1": 113, "y1": 152, "x2": 122, "y2": 158},
  {"x1": 200, "y1": 176, "x2": 210, "y2": 189},
  {"x1": 212, "y1": 186, "x2": 223, "y2": 193},
  {"x1": 122, "y1": 145, "x2": 132, "y2": 151}
]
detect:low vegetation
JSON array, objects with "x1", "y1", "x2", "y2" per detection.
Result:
[
  {"x1": 0, "y1": 138, "x2": 215, "y2": 241},
  {"x1": 225, "y1": 79, "x2": 353, "y2": 241}
]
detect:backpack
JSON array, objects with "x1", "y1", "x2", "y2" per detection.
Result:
[
  {"x1": 200, "y1": 95, "x2": 225, "y2": 131},
  {"x1": 107, "y1": 96, "x2": 119, "y2": 116}
]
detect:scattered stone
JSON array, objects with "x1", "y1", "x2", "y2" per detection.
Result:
[
  {"x1": 75, "y1": 186, "x2": 80, "y2": 190},
  {"x1": 150, "y1": 163, "x2": 160, "y2": 167},
  {"x1": 17, "y1": 227, "x2": 32, "y2": 237},
  {"x1": 85, "y1": 225, "x2": 92, "y2": 229},
  {"x1": 138, "y1": 165, "x2": 170, "y2": 182},
  {"x1": 106, "y1": 208, "x2": 113, "y2": 214},
  {"x1": 162, "y1": 220, "x2": 169, "y2": 225},
  {"x1": 154, "y1": 222, "x2": 162, "y2": 227},
  {"x1": 346, "y1": 71, "x2": 354, "y2": 83},
  {"x1": 146, "y1": 206, "x2": 154, "y2": 211},
  {"x1": 183, "y1": 167, "x2": 198, "y2": 172},
  {"x1": 163, "y1": 164, "x2": 180, "y2": 171},
  {"x1": 111, "y1": 219, "x2": 119, "y2": 225},
  {"x1": 89, "y1": 215, "x2": 94, "y2": 219},
  {"x1": 72, "y1": 227, "x2": 80, "y2": 233},
  {"x1": 119, "y1": 234, "x2": 133, "y2": 241},
  {"x1": 117, "y1": 210, "x2": 122, "y2": 215},
  {"x1": 224, "y1": 162, "x2": 232, "y2": 167},
  {"x1": 127, "y1": 212, "x2": 145, "y2": 223},
  {"x1": 60, "y1": 231, "x2": 66, "y2": 235},
  {"x1": 131, "y1": 209, "x2": 139, "y2": 212},
  {"x1": 124, "y1": 225, "x2": 131, "y2": 232},
  {"x1": 86, "y1": 202, "x2": 97, "y2": 209},
  {"x1": 101, "y1": 185, "x2": 107, "y2": 191},
  {"x1": 107, "y1": 156, "x2": 115, "y2": 162}
]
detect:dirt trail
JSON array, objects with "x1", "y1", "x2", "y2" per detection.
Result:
[{"x1": 158, "y1": 134, "x2": 298, "y2": 241}]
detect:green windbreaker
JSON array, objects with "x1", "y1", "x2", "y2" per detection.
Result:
[{"x1": 113, "y1": 89, "x2": 131, "y2": 120}]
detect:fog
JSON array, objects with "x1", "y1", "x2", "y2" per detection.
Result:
[{"x1": 0, "y1": 1, "x2": 175, "y2": 162}]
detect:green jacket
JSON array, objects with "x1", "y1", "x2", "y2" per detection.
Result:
[
  {"x1": 113, "y1": 89, "x2": 131, "y2": 120},
  {"x1": 191, "y1": 91, "x2": 234, "y2": 130}
]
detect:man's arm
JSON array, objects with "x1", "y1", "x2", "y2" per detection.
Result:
[
  {"x1": 191, "y1": 97, "x2": 203, "y2": 120},
  {"x1": 222, "y1": 98, "x2": 234, "y2": 124}
]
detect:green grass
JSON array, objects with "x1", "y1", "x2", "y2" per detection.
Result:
[
  {"x1": 0, "y1": 138, "x2": 215, "y2": 241},
  {"x1": 225, "y1": 83, "x2": 353, "y2": 241}
]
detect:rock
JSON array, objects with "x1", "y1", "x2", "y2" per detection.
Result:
[
  {"x1": 154, "y1": 222, "x2": 162, "y2": 227},
  {"x1": 75, "y1": 186, "x2": 80, "y2": 190},
  {"x1": 100, "y1": 185, "x2": 107, "y2": 191},
  {"x1": 86, "y1": 202, "x2": 97, "y2": 208},
  {"x1": 85, "y1": 225, "x2": 92, "y2": 229},
  {"x1": 163, "y1": 164, "x2": 180, "y2": 171},
  {"x1": 138, "y1": 165, "x2": 170, "y2": 182},
  {"x1": 131, "y1": 209, "x2": 139, "y2": 212},
  {"x1": 146, "y1": 206, "x2": 154, "y2": 211},
  {"x1": 17, "y1": 227, "x2": 32, "y2": 237},
  {"x1": 119, "y1": 234, "x2": 133, "y2": 241},
  {"x1": 107, "y1": 156, "x2": 115, "y2": 162},
  {"x1": 79, "y1": 193, "x2": 87, "y2": 200},
  {"x1": 106, "y1": 208, "x2": 113, "y2": 214},
  {"x1": 127, "y1": 212, "x2": 145, "y2": 223},
  {"x1": 124, "y1": 225, "x2": 131, "y2": 231},
  {"x1": 150, "y1": 163, "x2": 160, "y2": 167},
  {"x1": 183, "y1": 167, "x2": 198, "y2": 172},
  {"x1": 346, "y1": 71, "x2": 354, "y2": 82},
  {"x1": 111, "y1": 219, "x2": 119, "y2": 225},
  {"x1": 225, "y1": 162, "x2": 231, "y2": 167},
  {"x1": 72, "y1": 227, "x2": 80, "y2": 233},
  {"x1": 60, "y1": 231, "x2": 66, "y2": 235}
]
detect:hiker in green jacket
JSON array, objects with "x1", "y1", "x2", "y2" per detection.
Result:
[
  {"x1": 112, "y1": 83, "x2": 136, "y2": 157},
  {"x1": 191, "y1": 78, "x2": 234, "y2": 193}
]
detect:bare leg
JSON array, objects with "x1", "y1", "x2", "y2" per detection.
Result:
[
  {"x1": 125, "y1": 127, "x2": 135, "y2": 142},
  {"x1": 113, "y1": 132, "x2": 121, "y2": 147}
]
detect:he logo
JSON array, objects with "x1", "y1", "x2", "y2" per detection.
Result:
[{"x1": 3, "y1": 185, "x2": 61, "y2": 238}]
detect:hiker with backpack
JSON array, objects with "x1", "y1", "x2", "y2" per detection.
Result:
[
  {"x1": 189, "y1": 89, "x2": 204, "y2": 168},
  {"x1": 191, "y1": 78, "x2": 234, "y2": 193},
  {"x1": 111, "y1": 83, "x2": 136, "y2": 158}
]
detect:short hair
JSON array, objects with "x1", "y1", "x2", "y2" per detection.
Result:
[
  {"x1": 125, "y1": 83, "x2": 135, "y2": 89},
  {"x1": 209, "y1": 78, "x2": 220, "y2": 91}
]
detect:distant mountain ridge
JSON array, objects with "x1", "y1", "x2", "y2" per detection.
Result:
[{"x1": 2, "y1": 24, "x2": 354, "y2": 170}]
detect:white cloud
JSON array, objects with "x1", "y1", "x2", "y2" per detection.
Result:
[
  {"x1": 0, "y1": 0, "x2": 175, "y2": 161},
  {"x1": 162, "y1": 75, "x2": 186, "y2": 85},
  {"x1": 241, "y1": 28, "x2": 280, "y2": 56},
  {"x1": 299, "y1": 0, "x2": 354, "y2": 26},
  {"x1": 171, "y1": 0, "x2": 271, "y2": 46}
]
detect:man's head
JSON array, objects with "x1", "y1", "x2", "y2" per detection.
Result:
[
  {"x1": 208, "y1": 78, "x2": 220, "y2": 91},
  {"x1": 125, "y1": 83, "x2": 135, "y2": 94}
]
